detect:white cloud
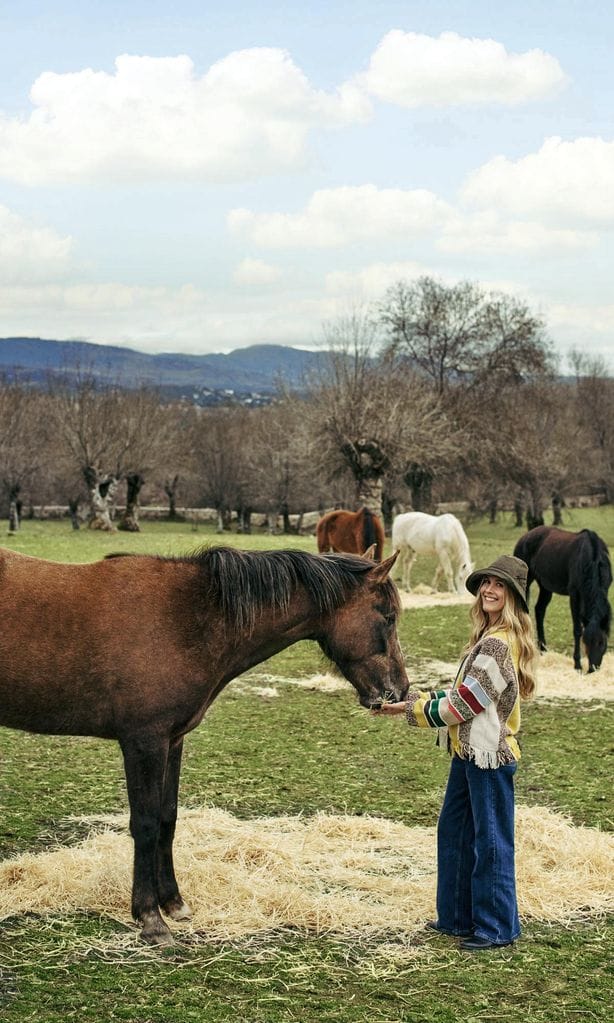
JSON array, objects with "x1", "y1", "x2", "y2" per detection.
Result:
[
  {"x1": 438, "y1": 210, "x2": 597, "y2": 254},
  {"x1": 229, "y1": 185, "x2": 451, "y2": 247},
  {"x1": 0, "y1": 280, "x2": 333, "y2": 352},
  {"x1": 325, "y1": 261, "x2": 432, "y2": 299},
  {"x1": 0, "y1": 204, "x2": 73, "y2": 282},
  {"x1": 462, "y1": 136, "x2": 614, "y2": 225},
  {"x1": 233, "y1": 258, "x2": 282, "y2": 286},
  {"x1": 0, "y1": 51, "x2": 370, "y2": 186},
  {"x1": 361, "y1": 30, "x2": 567, "y2": 108}
]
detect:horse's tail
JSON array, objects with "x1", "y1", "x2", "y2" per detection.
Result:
[
  {"x1": 450, "y1": 515, "x2": 471, "y2": 560},
  {"x1": 361, "y1": 507, "x2": 384, "y2": 562}
]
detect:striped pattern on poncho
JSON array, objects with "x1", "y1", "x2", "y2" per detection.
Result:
[{"x1": 406, "y1": 629, "x2": 521, "y2": 769}]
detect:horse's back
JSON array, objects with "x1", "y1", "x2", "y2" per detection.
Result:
[
  {"x1": 0, "y1": 549, "x2": 202, "y2": 736},
  {"x1": 514, "y1": 526, "x2": 595, "y2": 595},
  {"x1": 316, "y1": 508, "x2": 352, "y2": 552},
  {"x1": 392, "y1": 511, "x2": 465, "y2": 554},
  {"x1": 392, "y1": 511, "x2": 436, "y2": 550}
]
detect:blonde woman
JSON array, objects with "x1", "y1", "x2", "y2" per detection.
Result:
[{"x1": 375, "y1": 554, "x2": 537, "y2": 951}]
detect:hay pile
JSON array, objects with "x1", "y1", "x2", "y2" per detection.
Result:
[
  {"x1": 234, "y1": 672, "x2": 351, "y2": 698},
  {"x1": 534, "y1": 650, "x2": 614, "y2": 702},
  {"x1": 416, "y1": 651, "x2": 614, "y2": 703},
  {"x1": 399, "y1": 586, "x2": 473, "y2": 610},
  {"x1": 0, "y1": 805, "x2": 611, "y2": 945}
]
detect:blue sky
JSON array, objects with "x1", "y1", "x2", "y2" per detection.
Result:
[{"x1": 1, "y1": 1, "x2": 612, "y2": 365}]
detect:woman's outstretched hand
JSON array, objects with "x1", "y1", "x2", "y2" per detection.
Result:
[{"x1": 371, "y1": 701, "x2": 407, "y2": 716}]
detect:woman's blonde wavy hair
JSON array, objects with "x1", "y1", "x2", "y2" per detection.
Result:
[{"x1": 465, "y1": 582, "x2": 538, "y2": 700}]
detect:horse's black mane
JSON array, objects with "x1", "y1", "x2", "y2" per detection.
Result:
[
  {"x1": 577, "y1": 530, "x2": 612, "y2": 632},
  {"x1": 191, "y1": 546, "x2": 398, "y2": 632},
  {"x1": 105, "y1": 545, "x2": 398, "y2": 632}
]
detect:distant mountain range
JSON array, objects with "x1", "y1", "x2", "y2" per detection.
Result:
[{"x1": 0, "y1": 337, "x2": 327, "y2": 404}]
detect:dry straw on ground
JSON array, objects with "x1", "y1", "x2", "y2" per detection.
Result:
[
  {"x1": 241, "y1": 649, "x2": 614, "y2": 703},
  {"x1": 416, "y1": 651, "x2": 614, "y2": 703},
  {"x1": 399, "y1": 585, "x2": 474, "y2": 610},
  {"x1": 0, "y1": 804, "x2": 611, "y2": 952}
]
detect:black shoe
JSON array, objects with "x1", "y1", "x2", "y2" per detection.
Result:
[
  {"x1": 426, "y1": 921, "x2": 473, "y2": 937},
  {"x1": 460, "y1": 936, "x2": 514, "y2": 951}
]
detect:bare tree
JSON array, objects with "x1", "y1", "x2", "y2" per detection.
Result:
[
  {"x1": 307, "y1": 308, "x2": 461, "y2": 516},
  {"x1": 246, "y1": 396, "x2": 322, "y2": 532},
  {"x1": 0, "y1": 381, "x2": 48, "y2": 531},
  {"x1": 50, "y1": 369, "x2": 175, "y2": 531},
  {"x1": 568, "y1": 349, "x2": 614, "y2": 501},
  {"x1": 487, "y1": 379, "x2": 577, "y2": 527},
  {"x1": 190, "y1": 406, "x2": 250, "y2": 532},
  {"x1": 379, "y1": 276, "x2": 553, "y2": 398}
]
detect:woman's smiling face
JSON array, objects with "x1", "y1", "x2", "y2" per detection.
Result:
[{"x1": 480, "y1": 575, "x2": 507, "y2": 618}]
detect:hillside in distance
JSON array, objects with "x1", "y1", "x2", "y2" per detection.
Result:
[{"x1": 0, "y1": 337, "x2": 327, "y2": 400}]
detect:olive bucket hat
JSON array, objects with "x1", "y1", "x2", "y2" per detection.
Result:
[{"x1": 465, "y1": 554, "x2": 529, "y2": 613}]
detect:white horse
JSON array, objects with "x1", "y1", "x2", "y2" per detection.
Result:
[{"x1": 392, "y1": 512, "x2": 473, "y2": 594}]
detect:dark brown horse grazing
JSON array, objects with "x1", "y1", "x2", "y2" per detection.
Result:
[
  {"x1": 316, "y1": 507, "x2": 385, "y2": 562},
  {"x1": 0, "y1": 545, "x2": 408, "y2": 945},
  {"x1": 514, "y1": 526, "x2": 612, "y2": 672}
]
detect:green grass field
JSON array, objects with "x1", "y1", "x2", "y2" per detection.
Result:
[{"x1": 0, "y1": 509, "x2": 612, "y2": 1022}]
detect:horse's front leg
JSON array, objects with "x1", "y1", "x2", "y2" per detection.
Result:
[
  {"x1": 569, "y1": 592, "x2": 584, "y2": 671},
  {"x1": 120, "y1": 733, "x2": 174, "y2": 945},
  {"x1": 534, "y1": 586, "x2": 552, "y2": 653},
  {"x1": 434, "y1": 548, "x2": 454, "y2": 592},
  {"x1": 157, "y1": 738, "x2": 192, "y2": 923},
  {"x1": 404, "y1": 548, "x2": 417, "y2": 591}
]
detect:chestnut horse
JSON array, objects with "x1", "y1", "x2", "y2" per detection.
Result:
[
  {"x1": 514, "y1": 526, "x2": 612, "y2": 672},
  {"x1": 316, "y1": 507, "x2": 385, "y2": 562},
  {"x1": 0, "y1": 545, "x2": 407, "y2": 944}
]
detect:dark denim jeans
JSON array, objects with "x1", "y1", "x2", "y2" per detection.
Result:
[{"x1": 435, "y1": 755, "x2": 520, "y2": 944}]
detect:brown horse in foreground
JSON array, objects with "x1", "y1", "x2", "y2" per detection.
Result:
[
  {"x1": 316, "y1": 506, "x2": 385, "y2": 562},
  {"x1": 0, "y1": 545, "x2": 407, "y2": 945}
]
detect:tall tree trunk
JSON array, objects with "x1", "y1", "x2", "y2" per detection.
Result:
[
  {"x1": 8, "y1": 484, "x2": 21, "y2": 533},
  {"x1": 381, "y1": 491, "x2": 396, "y2": 534},
  {"x1": 513, "y1": 491, "x2": 525, "y2": 528},
  {"x1": 164, "y1": 475, "x2": 179, "y2": 521},
  {"x1": 403, "y1": 463, "x2": 434, "y2": 513},
  {"x1": 281, "y1": 502, "x2": 293, "y2": 534},
  {"x1": 119, "y1": 473, "x2": 144, "y2": 532},
  {"x1": 236, "y1": 505, "x2": 252, "y2": 534},
  {"x1": 551, "y1": 492, "x2": 564, "y2": 525},
  {"x1": 68, "y1": 498, "x2": 81, "y2": 530},
  {"x1": 84, "y1": 465, "x2": 118, "y2": 532},
  {"x1": 357, "y1": 476, "x2": 383, "y2": 517},
  {"x1": 526, "y1": 485, "x2": 544, "y2": 531}
]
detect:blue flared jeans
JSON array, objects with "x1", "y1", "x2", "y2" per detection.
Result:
[{"x1": 435, "y1": 755, "x2": 520, "y2": 944}]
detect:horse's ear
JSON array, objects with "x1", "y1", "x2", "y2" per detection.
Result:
[
  {"x1": 368, "y1": 550, "x2": 399, "y2": 582},
  {"x1": 363, "y1": 544, "x2": 377, "y2": 561}
]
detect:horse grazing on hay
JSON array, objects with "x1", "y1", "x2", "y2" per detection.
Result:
[
  {"x1": 391, "y1": 511, "x2": 473, "y2": 594},
  {"x1": 0, "y1": 544, "x2": 407, "y2": 945},
  {"x1": 514, "y1": 526, "x2": 612, "y2": 673},
  {"x1": 316, "y1": 506, "x2": 385, "y2": 562}
]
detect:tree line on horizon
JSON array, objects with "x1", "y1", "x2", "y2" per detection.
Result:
[{"x1": 1, "y1": 276, "x2": 613, "y2": 535}]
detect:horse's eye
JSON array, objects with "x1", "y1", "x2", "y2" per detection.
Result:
[{"x1": 384, "y1": 613, "x2": 396, "y2": 627}]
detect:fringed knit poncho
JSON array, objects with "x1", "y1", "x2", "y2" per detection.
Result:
[{"x1": 406, "y1": 628, "x2": 521, "y2": 769}]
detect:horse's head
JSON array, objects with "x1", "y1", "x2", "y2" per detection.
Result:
[
  {"x1": 317, "y1": 552, "x2": 409, "y2": 709},
  {"x1": 453, "y1": 556, "x2": 474, "y2": 596},
  {"x1": 583, "y1": 614, "x2": 610, "y2": 672}
]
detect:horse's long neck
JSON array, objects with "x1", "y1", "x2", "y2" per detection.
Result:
[{"x1": 216, "y1": 591, "x2": 319, "y2": 684}]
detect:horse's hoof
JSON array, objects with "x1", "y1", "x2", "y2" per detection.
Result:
[
  {"x1": 139, "y1": 912, "x2": 174, "y2": 946},
  {"x1": 141, "y1": 925, "x2": 175, "y2": 946},
  {"x1": 165, "y1": 900, "x2": 193, "y2": 922}
]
